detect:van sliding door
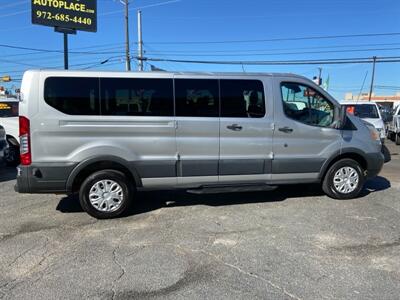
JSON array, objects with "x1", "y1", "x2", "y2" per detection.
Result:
[
  {"x1": 174, "y1": 78, "x2": 220, "y2": 185},
  {"x1": 219, "y1": 78, "x2": 274, "y2": 181}
]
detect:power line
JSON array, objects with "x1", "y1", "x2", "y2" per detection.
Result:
[
  {"x1": 141, "y1": 56, "x2": 400, "y2": 66},
  {"x1": 100, "y1": 0, "x2": 183, "y2": 16},
  {"x1": 0, "y1": 9, "x2": 30, "y2": 19},
  {"x1": 0, "y1": 0, "x2": 29, "y2": 9},
  {"x1": 142, "y1": 46, "x2": 400, "y2": 57},
  {"x1": 143, "y1": 32, "x2": 400, "y2": 45},
  {"x1": 0, "y1": 43, "x2": 126, "y2": 55},
  {"x1": 141, "y1": 42, "x2": 400, "y2": 54}
]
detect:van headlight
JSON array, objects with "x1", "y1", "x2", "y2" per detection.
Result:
[
  {"x1": 368, "y1": 126, "x2": 381, "y2": 141},
  {"x1": 376, "y1": 127, "x2": 385, "y2": 139},
  {"x1": 362, "y1": 120, "x2": 381, "y2": 142}
]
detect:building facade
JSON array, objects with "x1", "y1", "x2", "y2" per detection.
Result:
[{"x1": 344, "y1": 92, "x2": 400, "y2": 109}]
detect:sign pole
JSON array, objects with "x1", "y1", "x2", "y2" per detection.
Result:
[{"x1": 64, "y1": 33, "x2": 69, "y2": 70}]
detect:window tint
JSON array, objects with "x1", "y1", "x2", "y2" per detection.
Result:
[
  {"x1": 281, "y1": 82, "x2": 335, "y2": 127},
  {"x1": 44, "y1": 77, "x2": 99, "y2": 115},
  {"x1": 101, "y1": 78, "x2": 173, "y2": 116},
  {"x1": 221, "y1": 80, "x2": 265, "y2": 118},
  {"x1": 0, "y1": 101, "x2": 18, "y2": 117},
  {"x1": 175, "y1": 79, "x2": 219, "y2": 117}
]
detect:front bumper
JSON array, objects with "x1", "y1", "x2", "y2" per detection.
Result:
[{"x1": 365, "y1": 152, "x2": 384, "y2": 179}]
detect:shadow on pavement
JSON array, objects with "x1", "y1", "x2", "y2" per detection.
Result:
[
  {"x1": 57, "y1": 176, "x2": 392, "y2": 217},
  {"x1": 0, "y1": 163, "x2": 16, "y2": 182},
  {"x1": 56, "y1": 183, "x2": 324, "y2": 216},
  {"x1": 363, "y1": 176, "x2": 391, "y2": 195}
]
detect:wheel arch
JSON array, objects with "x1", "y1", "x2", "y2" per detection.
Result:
[
  {"x1": 66, "y1": 156, "x2": 142, "y2": 193},
  {"x1": 6, "y1": 135, "x2": 19, "y2": 147},
  {"x1": 319, "y1": 149, "x2": 368, "y2": 181}
]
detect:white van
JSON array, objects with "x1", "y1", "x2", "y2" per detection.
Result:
[
  {"x1": 341, "y1": 101, "x2": 386, "y2": 142},
  {"x1": 15, "y1": 70, "x2": 384, "y2": 219},
  {"x1": 0, "y1": 97, "x2": 19, "y2": 165}
]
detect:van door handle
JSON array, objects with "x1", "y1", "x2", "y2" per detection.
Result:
[
  {"x1": 227, "y1": 124, "x2": 243, "y2": 131},
  {"x1": 278, "y1": 127, "x2": 293, "y2": 133}
]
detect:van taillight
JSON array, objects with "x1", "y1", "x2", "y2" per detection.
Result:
[{"x1": 19, "y1": 116, "x2": 31, "y2": 165}]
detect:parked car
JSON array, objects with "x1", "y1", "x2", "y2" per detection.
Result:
[
  {"x1": 341, "y1": 101, "x2": 386, "y2": 142},
  {"x1": 0, "y1": 125, "x2": 7, "y2": 161},
  {"x1": 387, "y1": 105, "x2": 400, "y2": 145},
  {"x1": 0, "y1": 97, "x2": 20, "y2": 165},
  {"x1": 15, "y1": 70, "x2": 384, "y2": 219}
]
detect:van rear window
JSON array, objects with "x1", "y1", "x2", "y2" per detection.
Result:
[
  {"x1": 0, "y1": 101, "x2": 19, "y2": 117},
  {"x1": 44, "y1": 77, "x2": 100, "y2": 115}
]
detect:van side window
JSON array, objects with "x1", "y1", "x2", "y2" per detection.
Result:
[
  {"x1": 220, "y1": 80, "x2": 265, "y2": 118},
  {"x1": 44, "y1": 77, "x2": 100, "y2": 115},
  {"x1": 100, "y1": 78, "x2": 173, "y2": 116},
  {"x1": 281, "y1": 82, "x2": 335, "y2": 127},
  {"x1": 175, "y1": 79, "x2": 219, "y2": 117}
]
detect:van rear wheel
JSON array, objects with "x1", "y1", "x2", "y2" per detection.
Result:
[
  {"x1": 79, "y1": 170, "x2": 133, "y2": 219},
  {"x1": 322, "y1": 159, "x2": 365, "y2": 199}
]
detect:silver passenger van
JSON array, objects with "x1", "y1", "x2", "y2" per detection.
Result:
[{"x1": 16, "y1": 70, "x2": 384, "y2": 219}]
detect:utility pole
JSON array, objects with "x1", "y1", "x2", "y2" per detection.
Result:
[
  {"x1": 137, "y1": 10, "x2": 144, "y2": 71},
  {"x1": 64, "y1": 33, "x2": 69, "y2": 70},
  {"x1": 318, "y1": 67, "x2": 322, "y2": 85},
  {"x1": 124, "y1": 0, "x2": 131, "y2": 71},
  {"x1": 368, "y1": 56, "x2": 377, "y2": 101}
]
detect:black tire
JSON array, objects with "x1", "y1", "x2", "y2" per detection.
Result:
[
  {"x1": 387, "y1": 132, "x2": 393, "y2": 141},
  {"x1": 79, "y1": 169, "x2": 133, "y2": 219},
  {"x1": 322, "y1": 159, "x2": 365, "y2": 199},
  {"x1": 396, "y1": 133, "x2": 400, "y2": 145},
  {"x1": 5, "y1": 144, "x2": 20, "y2": 166}
]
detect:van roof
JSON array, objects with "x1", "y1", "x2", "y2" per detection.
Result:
[{"x1": 23, "y1": 69, "x2": 308, "y2": 80}]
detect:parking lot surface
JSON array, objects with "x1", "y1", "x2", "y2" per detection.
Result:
[{"x1": 0, "y1": 141, "x2": 399, "y2": 300}]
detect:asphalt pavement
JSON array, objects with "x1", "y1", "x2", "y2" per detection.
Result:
[{"x1": 0, "y1": 141, "x2": 399, "y2": 299}]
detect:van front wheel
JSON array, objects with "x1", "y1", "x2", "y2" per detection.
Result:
[
  {"x1": 79, "y1": 170, "x2": 132, "y2": 219},
  {"x1": 322, "y1": 159, "x2": 365, "y2": 199}
]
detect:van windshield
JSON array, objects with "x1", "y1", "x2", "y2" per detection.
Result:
[
  {"x1": 0, "y1": 101, "x2": 19, "y2": 117},
  {"x1": 344, "y1": 104, "x2": 379, "y2": 119}
]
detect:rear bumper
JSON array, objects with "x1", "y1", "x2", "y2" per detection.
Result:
[
  {"x1": 15, "y1": 163, "x2": 77, "y2": 194},
  {"x1": 365, "y1": 152, "x2": 384, "y2": 179}
]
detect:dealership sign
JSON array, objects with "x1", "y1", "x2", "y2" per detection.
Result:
[{"x1": 31, "y1": 0, "x2": 97, "y2": 32}]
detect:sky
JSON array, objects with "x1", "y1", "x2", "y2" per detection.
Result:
[{"x1": 0, "y1": 0, "x2": 399, "y2": 100}]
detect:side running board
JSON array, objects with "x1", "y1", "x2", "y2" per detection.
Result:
[{"x1": 187, "y1": 184, "x2": 277, "y2": 194}]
